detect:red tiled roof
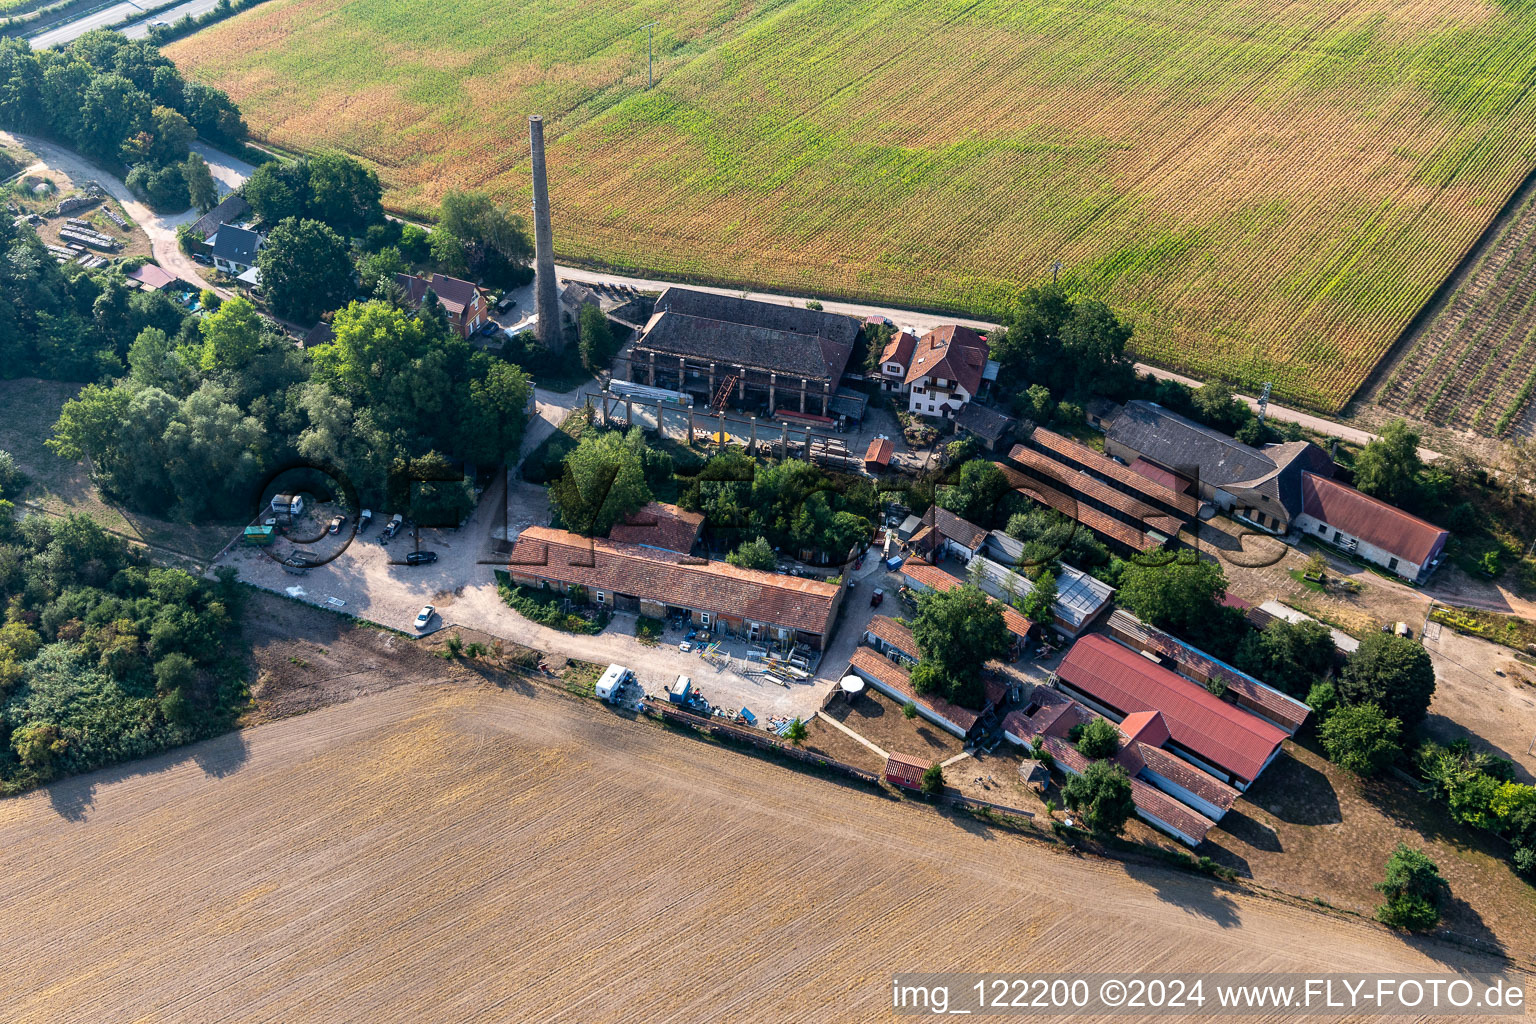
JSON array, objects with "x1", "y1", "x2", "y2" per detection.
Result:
[
  {"x1": 1117, "y1": 710, "x2": 1171, "y2": 749},
  {"x1": 900, "y1": 559, "x2": 1034, "y2": 638},
  {"x1": 508, "y1": 526, "x2": 838, "y2": 635},
  {"x1": 1055, "y1": 635, "x2": 1286, "y2": 782},
  {"x1": 848, "y1": 647, "x2": 981, "y2": 733},
  {"x1": 1135, "y1": 744, "x2": 1238, "y2": 813},
  {"x1": 1301, "y1": 472, "x2": 1448, "y2": 567},
  {"x1": 607, "y1": 502, "x2": 703, "y2": 553},
  {"x1": 865, "y1": 437, "x2": 894, "y2": 466},
  {"x1": 905, "y1": 324, "x2": 988, "y2": 394},
  {"x1": 992, "y1": 463, "x2": 1162, "y2": 553},
  {"x1": 1043, "y1": 736, "x2": 1215, "y2": 845},
  {"x1": 1219, "y1": 592, "x2": 1253, "y2": 611},
  {"x1": 1108, "y1": 610, "x2": 1309, "y2": 734},
  {"x1": 880, "y1": 330, "x2": 917, "y2": 372},
  {"x1": 1029, "y1": 431, "x2": 1201, "y2": 517},
  {"x1": 396, "y1": 272, "x2": 480, "y2": 316},
  {"x1": 1008, "y1": 445, "x2": 1185, "y2": 537},
  {"x1": 885, "y1": 751, "x2": 930, "y2": 788},
  {"x1": 865, "y1": 615, "x2": 917, "y2": 658}
]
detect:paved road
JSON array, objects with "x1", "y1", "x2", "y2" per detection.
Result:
[
  {"x1": 119, "y1": 0, "x2": 222, "y2": 38},
  {"x1": 30, "y1": 0, "x2": 146, "y2": 48},
  {"x1": 1, "y1": 132, "x2": 256, "y2": 300}
]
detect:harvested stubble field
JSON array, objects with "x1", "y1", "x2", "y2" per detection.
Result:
[
  {"x1": 1371, "y1": 183, "x2": 1536, "y2": 437},
  {"x1": 0, "y1": 680, "x2": 1519, "y2": 1022},
  {"x1": 169, "y1": 0, "x2": 1536, "y2": 409}
]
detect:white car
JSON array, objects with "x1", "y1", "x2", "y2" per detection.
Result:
[{"x1": 413, "y1": 605, "x2": 435, "y2": 630}]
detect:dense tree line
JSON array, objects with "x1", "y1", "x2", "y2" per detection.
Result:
[
  {"x1": 0, "y1": 33, "x2": 243, "y2": 212},
  {"x1": 48, "y1": 297, "x2": 531, "y2": 520},
  {"x1": 0, "y1": 492, "x2": 247, "y2": 793}
]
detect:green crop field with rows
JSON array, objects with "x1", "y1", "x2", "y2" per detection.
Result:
[{"x1": 168, "y1": 0, "x2": 1536, "y2": 410}]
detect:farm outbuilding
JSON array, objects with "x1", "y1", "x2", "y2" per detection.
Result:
[{"x1": 884, "y1": 751, "x2": 930, "y2": 791}]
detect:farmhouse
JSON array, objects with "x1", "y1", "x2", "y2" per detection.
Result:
[
  {"x1": 506, "y1": 526, "x2": 843, "y2": 648},
  {"x1": 903, "y1": 325, "x2": 997, "y2": 420},
  {"x1": 1296, "y1": 472, "x2": 1449, "y2": 584},
  {"x1": 1106, "y1": 610, "x2": 1309, "y2": 735},
  {"x1": 210, "y1": 225, "x2": 262, "y2": 275},
  {"x1": 1051, "y1": 634, "x2": 1287, "y2": 790},
  {"x1": 395, "y1": 273, "x2": 488, "y2": 339},
  {"x1": 620, "y1": 287, "x2": 857, "y2": 416},
  {"x1": 1104, "y1": 400, "x2": 1333, "y2": 534},
  {"x1": 908, "y1": 507, "x2": 986, "y2": 563},
  {"x1": 876, "y1": 329, "x2": 918, "y2": 392},
  {"x1": 1104, "y1": 400, "x2": 1448, "y2": 580}
]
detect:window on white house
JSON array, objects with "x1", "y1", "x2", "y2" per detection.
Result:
[
  {"x1": 1317, "y1": 522, "x2": 1326, "y2": 533},
  {"x1": 1388, "y1": 557, "x2": 1399, "y2": 572},
  {"x1": 594, "y1": 592, "x2": 605, "y2": 605},
  {"x1": 700, "y1": 612, "x2": 712, "y2": 626}
]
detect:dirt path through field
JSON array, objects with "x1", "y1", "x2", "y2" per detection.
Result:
[{"x1": 0, "y1": 680, "x2": 1519, "y2": 1022}]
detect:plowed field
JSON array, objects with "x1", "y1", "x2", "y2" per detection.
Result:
[
  {"x1": 0, "y1": 681, "x2": 1512, "y2": 1022},
  {"x1": 168, "y1": 0, "x2": 1536, "y2": 409}
]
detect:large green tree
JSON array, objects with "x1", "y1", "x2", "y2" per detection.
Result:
[
  {"x1": 909, "y1": 584, "x2": 1008, "y2": 709},
  {"x1": 1063, "y1": 761, "x2": 1136, "y2": 836},
  {"x1": 257, "y1": 217, "x2": 354, "y2": 323},
  {"x1": 306, "y1": 152, "x2": 384, "y2": 237},
  {"x1": 936, "y1": 459, "x2": 1008, "y2": 525},
  {"x1": 1115, "y1": 552, "x2": 1226, "y2": 636},
  {"x1": 549, "y1": 429, "x2": 653, "y2": 537},
  {"x1": 1319, "y1": 703, "x2": 1401, "y2": 776},
  {"x1": 1338, "y1": 632, "x2": 1436, "y2": 731},
  {"x1": 989, "y1": 283, "x2": 1135, "y2": 400},
  {"x1": 1236, "y1": 617, "x2": 1336, "y2": 699},
  {"x1": 1353, "y1": 419, "x2": 1423, "y2": 508},
  {"x1": 196, "y1": 295, "x2": 263, "y2": 371},
  {"x1": 1374, "y1": 845, "x2": 1445, "y2": 931}
]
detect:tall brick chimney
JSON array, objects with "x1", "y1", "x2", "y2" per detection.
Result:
[{"x1": 529, "y1": 114, "x2": 560, "y2": 350}]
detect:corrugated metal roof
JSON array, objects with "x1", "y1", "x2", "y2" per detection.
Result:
[{"x1": 1055, "y1": 635, "x2": 1286, "y2": 782}]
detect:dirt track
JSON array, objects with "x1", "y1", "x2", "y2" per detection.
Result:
[{"x1": 0, "y1": 680, "x2": 1519, "y2": 1023}]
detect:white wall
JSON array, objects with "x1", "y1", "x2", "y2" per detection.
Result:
[{"x1": 1295, "y1": 513, "x2": 1421, "y2": 580}]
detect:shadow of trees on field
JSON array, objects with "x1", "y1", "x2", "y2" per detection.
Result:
[
  {"x1": 1122, "y1": 859, "x2": 1241, "y2": 928},
  {"x1": 43, "y1": 728, "x2": 250, "y2": 823}
]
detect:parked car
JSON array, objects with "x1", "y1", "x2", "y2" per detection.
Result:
[
  {"x1": 327, "y1": 514, "x2": 346, "y2": 534},
  {"x1": 405, "y1": 550, "x2": 437, "y2": 566},
  {"x1": 871, "y1": 588, "x2": 884, "y2": 607},
  {"x1": 496, "y1": 294, "x2": 517, "y2": 312},
  {"x1": 478, "y1": 320, "x2": 500, "y2": 336},
  {"x1": 283, "y1": 551, "x2": 318, "y2": 569},
  {"x1": 383, "y1": 513, "x2": 404, "y2": 539},
  {"x1": 192, "y1": 253, "x2": 212, "y2": 265},
  {"x1": 413, "y1": 605, "x2": 435, "y2": 630},
  {"x1": 357, "y1": 509, "x2": 373, "y2": 533}
]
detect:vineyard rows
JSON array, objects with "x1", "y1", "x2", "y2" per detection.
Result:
[
  {"x1": 1374, "y1": 186, "x2": 1536, "y2": 437},
  {"x1": 170, "y1": 0, "x2": 1536, "y2": 410}
]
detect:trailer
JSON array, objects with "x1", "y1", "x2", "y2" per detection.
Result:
[{"x1": 595, "y1": 663, "x2": 631, "y2": 702}]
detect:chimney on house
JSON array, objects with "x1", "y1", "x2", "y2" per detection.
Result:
[{"x1": 530, "y1": 114, "x2": 560, "y2": 350}]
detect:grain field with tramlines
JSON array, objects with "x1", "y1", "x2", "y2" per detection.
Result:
[
  {"x1": 167, "y1": 0, "x2": 1536, "y2": 410},
  {"x1": 0, "y1": 682, "x2": 1509, "y2": 1021}
]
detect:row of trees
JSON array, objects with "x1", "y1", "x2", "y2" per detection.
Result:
[{"x1": 0, "y1": 33, "x2": 242, "y2": 211}]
